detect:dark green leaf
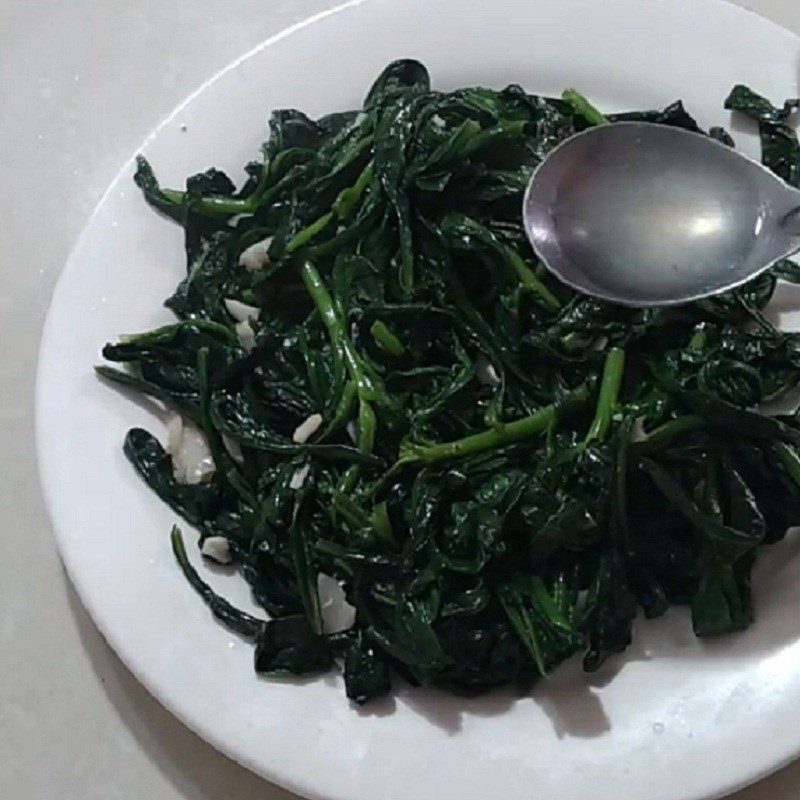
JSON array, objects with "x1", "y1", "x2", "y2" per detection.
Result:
[{"x1": 254, "y1": 615, "x2": 334, "y2": 675}]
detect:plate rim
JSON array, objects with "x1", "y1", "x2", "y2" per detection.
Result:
[{"x1": 35, "y1": 2, "x2": 800, "y2": 799}]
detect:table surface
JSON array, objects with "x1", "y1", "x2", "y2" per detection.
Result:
[{"x1": 4, "y1": 1, "x2": 800, "y2": 798}]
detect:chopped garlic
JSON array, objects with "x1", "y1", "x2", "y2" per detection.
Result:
[
  {"x1": 201, "y1": 536, "x2": 232, "y2": 565},
  {"x1": 166, "y1": 414, "x2": 184, "y2": 455},
  {"x1": 475, "y1": 354, "x2": 500, "y2": 387},
  {"x1": 224, "y1": 297, "x2": 260, "y2": 324},
  {"x1": 630, "y1": 416, "x2": 648, "y2": 443},
  {"x1": 222, "y1": 434, "x2": 244, "y2": 464},
  {"x1": 235, "y1": 319, "x2": 257, "y2": 351},
  {"x1": 290, "y1": 463, "x2": 311, "y2": 490},
  {"x1": 346, "y1": 420, "x2": 358, "y2": 444},
  {"x1": 165, "y1": 413, "x2": 215, "y2": 484},
  {"x1": 593, "y1": 335, "x2": 610, "y2": 351},
  {"x1": 317, "y1": 573, "x2": 356, "y2": 634},
  {"x1": 238, "y1": 236, "x2": 273, "y2": 271},
  {"x1": 292, "y1": 413, "x2": 323, "y2": 444}
]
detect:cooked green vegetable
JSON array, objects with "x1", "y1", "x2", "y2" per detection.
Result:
[{"x1": 99, "y1": 61, "x2": 800, "y2": 702}]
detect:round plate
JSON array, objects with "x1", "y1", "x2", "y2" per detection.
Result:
[{"x1": 36, "y1": 2, "x2": 800, "y2": 799}]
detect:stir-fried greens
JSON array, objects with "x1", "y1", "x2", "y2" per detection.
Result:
[{"x1": 98, "y1": 61, "x2": 800, "y2": 703}]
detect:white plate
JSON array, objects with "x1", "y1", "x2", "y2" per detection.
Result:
[{"x1": 36, "y1": 1, "x2": 800, "y2": 799}]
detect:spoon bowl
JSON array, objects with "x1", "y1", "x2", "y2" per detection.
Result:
[{"x1": 523, "y1": 122, "x2": 800, "y2": 306}]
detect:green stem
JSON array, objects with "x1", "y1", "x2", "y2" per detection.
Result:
[
  {"x1": 118, "y1": 318, "x2": 240, "y2": 347},
  {"x1": 329, "y1": 133, "x2": 373, "y2": 174},
  {"x1": 403, "y1": 385, "x2": 589, "y2": 464},
  {"x1": 332, "y1": 491, "x2": 372, "y2": 529},
  {"x1": 300, "y1": 261, "x2": 377, "y2": 399},
  {"x1": 337, "y1": 381, "x2": 379, "y2": 494},
  {"x1": 502, "y1": 245, "x2": 560, "y2": 311},
  {"x1": 370, "y1": 501, "x2": 395, "y2": 544},
  {"x1": 463, "y1": 120, "x2": 529, "y2": 157},
  {"x1": 301, "y1": 260, "x2": 381, "y2": 494},
  {"x1": 561, "y1": 89, "x2": 607, "y2": 126},
  {"x1": 334, "y1": 160, "x2": 374, "y2": 218},
  {"x1": 357, "y1": 398, "x2": 376, "y2": 455},
  {"x1": 306, "y1": 211, "x2": 377, "y2": 260},
  {"x1": 337, "y1": 465, "x2": 360, "y2": 494},
  {"x1": 776, "y1": 442, "x2": 800, "y2": 490},
  {"x1": 286, "y1": 160, "x2": 375, "y2": 255},
  {"x1": 323, "y1": 380, "x2": 357, "y2": 440},
  {"x1": 170, "y1": 526, "x2": 263, "y2": 638},
  {"x1": 632, "y1": 415, "x2": 706, "y2": 454},
  {"x1": 197, "y1": 348, "x2": 252, "y2": 502},
  {"x1": 160, "y1": 150, "x2": 275, "y2": 216},
  {"x1": 95, "y1": 366, "x2": 202, "y2": 424},
  {"x1": 370, "y1": 320, "x2": 405, "y2": 356},
  {"x1": 286, "y1": 212, "x2": 334, "y2": 254},
  {"x1": 161, "y1": 188, "x2": 256, "y2": 216},
  {"x1": 197, "y1": 347, "x2": 226, "y2": 470},
  {"x1": 585, "y1": 348, "x2": 625, "y2": 444}
]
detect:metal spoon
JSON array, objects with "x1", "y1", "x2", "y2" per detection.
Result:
[{"x1": 523, "y1": 122, "x2": 800, "y2": 307}]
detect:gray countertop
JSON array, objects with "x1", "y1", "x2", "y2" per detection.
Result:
[{"x1": 3, "y1": 2, "x2": 800, "y2": 797}]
